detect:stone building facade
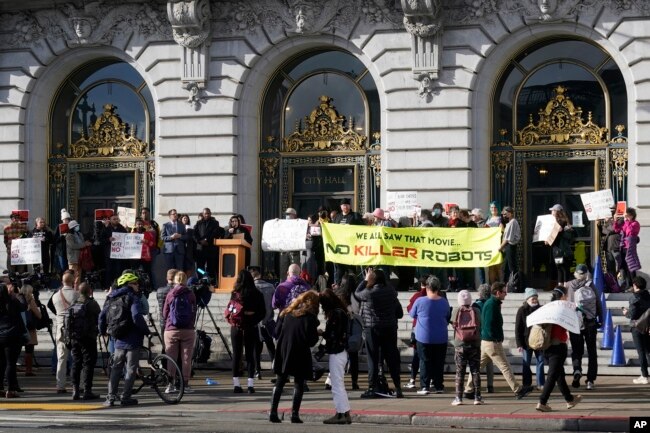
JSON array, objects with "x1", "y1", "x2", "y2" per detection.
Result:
[{"x1": 0, "y1": 0, "x2": 647, "y2": 282}]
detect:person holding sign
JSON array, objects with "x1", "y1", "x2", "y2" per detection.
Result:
[
  {"x1": 65, "y1": 220, "x2": 91, "y2": 288},
  {"x1": 332, "y1": 199, "x2": 363, "y2": 285},
  {"x1": 3, "y1": 212, "x2": 28, "y2": 272},
  {"x1": 547, "y1": 205, "x2": 575, "y2": 287},
  {"x1": 598, "y1": 207, "x2": 620, "y2": 276},
  {"x1": 30, "y1": 217, "x2": 54, "y2": 274},
  {"x1": 614, "y1": 207, "x2": 641, "y2": 290},
  {"x1": 100, "y1": 215, "x2": 127, "y2": 289}
]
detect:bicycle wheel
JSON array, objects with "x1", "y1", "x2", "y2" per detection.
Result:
[{"x1": 151, "y1": 354, "x2": 185, "y2": 404}]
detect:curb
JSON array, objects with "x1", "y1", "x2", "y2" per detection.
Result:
[{"x1": 216, "y1": 408, "x2": 629, "y2": 431}]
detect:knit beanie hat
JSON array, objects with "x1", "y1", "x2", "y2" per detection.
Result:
[
  {"x1": 457, "y1": 289, "x2": 472, "y2": 307},
  {"x1": 524, "y1": 287, "x2": 538, "y2": 301},
  {"x1": 61, "y1": 208, "x2": 71, "y2": 220}
]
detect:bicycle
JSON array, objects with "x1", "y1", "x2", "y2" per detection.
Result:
[{"x1": 128, "y1": 334, "x2": 185, "y2": 404}]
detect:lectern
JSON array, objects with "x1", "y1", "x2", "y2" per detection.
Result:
[{"x1": 215, "y1": 238, "x2": 251, "y2": 292}]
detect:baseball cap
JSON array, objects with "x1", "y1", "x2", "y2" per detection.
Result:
[
  {"x1": 549, "y1": 204, "x2": 564, "y2": 212},
  {"x1": 575, "y1": 264, "x2": 589, "y2": 275}
]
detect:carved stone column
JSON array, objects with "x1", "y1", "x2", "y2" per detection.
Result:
[
  {"x1": 167, "y1": 0, "x2": 211, "y2": 109},
  {"x1": 401, "y1": 0, "x2": 442, "y2": 99}
]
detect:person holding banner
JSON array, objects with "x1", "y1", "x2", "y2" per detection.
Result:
[
  {"x1": 485, "y1": 202, "x2": 504, "y2": 284},
  {"x1": 100, "y1": 215, "x2": 127, "y2": 289},
  {"x1": 536, "y1": 286, "x2": 582, "y2": 412},
  {"x1": 332, "y1": 199, "x2": 363, "y2": 285},
  {"x1": 3, "y1": 212, "x2": 29, "y2": 272},
  {"x1": 614, "y1": 207, "x2": 641, "y2": 289}
]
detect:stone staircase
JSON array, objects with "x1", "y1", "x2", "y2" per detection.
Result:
[{"x1": 34, "y1": 289, "x2": 640, "y2": 377}]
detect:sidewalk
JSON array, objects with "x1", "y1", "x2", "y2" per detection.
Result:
[{"x1": 2, "y1": 368, "x2": 648, "y2": 432}]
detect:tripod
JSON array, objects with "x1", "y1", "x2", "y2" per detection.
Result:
[{"x1": 195, "y1": 298, "x2": 232, "y2": 360}]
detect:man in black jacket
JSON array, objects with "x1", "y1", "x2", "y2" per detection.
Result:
[
  {"x1": 193, "y1": 208, "x2": 224, "y2": 281},
  {"x1": 354, "y1": 268, "x2": 403, "y2": 399},
  {"x1": 332, "y1": 198, "x2": 363, "y2": 284}
]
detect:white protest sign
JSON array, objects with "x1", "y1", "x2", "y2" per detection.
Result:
[
  {"x1": 580, "y1": 190, "x2": 615, "y2": 221},
  {"x1": 110, "y1": 232, "x2": 144, "y2": 259},
  {"x1": 386, "y1": 191, "x2": 418, "y2": 219},
  {"x1": 526, "y1": 300, "x2": 581, "y2": 334},
  {"x1": 532, "y1": 214, "x2": 561, "y2": 244},
  {"x1": 117, "y1": 206, "x2": 137, "y2": 228},
  {"x1": 261, "y1": 219, "x2": 308, "y2": 252},
  {"x1": 10, "y1": 238, "x2": 42, "y2": 265}
]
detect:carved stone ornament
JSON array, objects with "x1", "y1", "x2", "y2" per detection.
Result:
[
  {"x1": 0, "y1": 2, "x2": 171, "y2": 48},
  {"x1": 516, "y1": 86, "x2": 608, "y2": 146},
  {"x1": 283, "y1": 95, "x2": 368, "y2": 152},
  {"x1": 185, "y1": 81, "x2": 207, "y2": 110},
  {"x1": 69, "y1": 104, "x2": 148, "y2": 159},
  {"x1": 166, "y1": 0, "x2": 211, "y2": 48}
]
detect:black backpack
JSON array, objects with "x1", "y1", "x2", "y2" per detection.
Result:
[
  {"x1": 106, "y1": 294, "x2": 133, "y2": 339},
  {"x1": 193, "y1": 329, "x2": 212, "y2": 363},
  {"x1": 35, "y1": 300, "x2": 52, "y2": 330},
  {"x1": 63, "y1": 301, "x2": 89, "y2": 347}
]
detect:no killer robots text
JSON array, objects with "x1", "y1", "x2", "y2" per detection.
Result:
[{"x1": 326, "y1": 243, "x2": 494, "y2": 262}]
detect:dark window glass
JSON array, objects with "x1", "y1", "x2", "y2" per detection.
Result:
[
  {"x1": 600, "y1": 59, "x2": 627, "y2": 129},
  {"x1": 79, "y1": 171, "x2": 135, "y2": 197},
  {"x1": 76, "y1": 61, "x2": 144, "y2": 89},
  {"x1": 527, "y1": 161, "x2": 595, "y2": 189},
  {"x1": 287, "y1": 51, "x2": 365, "y2": 80},
  {"x1": 517, "y1": 40, "x2": 607, "y2": 71}
]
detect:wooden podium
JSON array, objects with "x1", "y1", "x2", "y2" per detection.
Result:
[{"x1": 214, "y1": 238, "x2": 251, "y2": 292}]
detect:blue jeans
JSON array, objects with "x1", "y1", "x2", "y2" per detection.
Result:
[
  {"x1": 416, "y1": 341, "x2": 447, "y2": 391},
  {"x1": 522, "y1": 348, "x2": 545, "y2": 387}
]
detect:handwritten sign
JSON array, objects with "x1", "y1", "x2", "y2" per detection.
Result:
[
  {"x1": 261, "y1": 219, "x2": 308, "y2": 252},
  {"x1": 532, "y1": 214, "x2": 562, "y2": 244},
  {"x1": 117, "y1": 206, "x2": 137, "y2": 228},
  {"x1": 110, "y1": 232, "x2": 144, "y2": 259},
  {"x1": 580, "y1": 190, "x2": 614, "y2": 220},
  {"x1": 10, "y1": 238, "x2": 42, "y2": 265},
  {"x1": 526, "y1": 300, "x2": 581, "y2": 334},
  {"x1": 615, "y1": 201, "x2": 627, "y2": 216},
  {"x1": 386, "y1": 191, "x2": 418, "y2": 219}
]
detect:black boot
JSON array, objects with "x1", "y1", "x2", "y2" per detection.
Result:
[
  {"x1": 291, "y1": 385, "x2": 304, "y2": 423},
  {"x1": 269, "y1": 376, "x2": 284, "y2": 423},
  {"x1": 72, "y1": 385, "x2": 80, "y2": 401}
]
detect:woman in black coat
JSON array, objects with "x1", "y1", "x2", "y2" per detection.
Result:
[
  {"x1": 230, "y1": 270, "x2": 265, "y2": 393},
  {"x1": 270, "y1": 290, "x2": 320, "y2": 424},
  {"x1": 226, "y1": 215, "x2": 253, "y2": 267},
  {"x1": 0, "y1": 283, "x2": 28, "y2": 398}
]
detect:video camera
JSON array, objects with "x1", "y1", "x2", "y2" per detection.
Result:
[
  {"x1": 191, "y1": 268, "x2": 213, "y2": 308},
  {"x1": 2, "y1": 266, "x2": 52, "y2": 296}
]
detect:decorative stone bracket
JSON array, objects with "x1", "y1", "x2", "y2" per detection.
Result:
[
  {"x1": 401, "y1": 0, "x2": 442, "y2": 100},
  {"x1": 167, "y1": 0, "x2": 211, "y2": 110}
]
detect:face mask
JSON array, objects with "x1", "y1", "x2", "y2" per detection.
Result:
[{"x1": 433, "y1": 209, "x2": 441, "y2": 217}]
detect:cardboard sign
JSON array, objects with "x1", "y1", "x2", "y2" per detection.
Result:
[
  {"x1": 11, "y1": 210, "x2": 29, "y2": 222},
  {"x1": 261, "y1": 218, "x2": 309, "y2": 252},
  {"x1": 532, "y1": 214, "x2": 562, "y2": 244},
  {"x1": 95, "y1": 209, "x2": 114, "y2": 221},
  {"x1": 526, "y1": 300, "x2": 581, "y2": 334},
  {"x1": 109, "y1": 232, "x2": 144, "y2": 259},
  {"x1": 443, "y1": 202, "x2": 459, "y2": 216},
  {"x1": 10, "y1": 238, "x2": 42, "y2": 265},
  {"x1": 59, "y1": 223, "x2": 69, "y2": 234},
  {"x1": 117, "y1": 206, "x2": 137, "y2": 228},
  {"x1": 386, "y1": 191, "x2": 418, "y2": 219},
  {"x1": 580, "y1": 190, "x2": 615, "y2": 220},
  {"x1": 615, "y1": 201, "x2": 627, "y2": 216}
]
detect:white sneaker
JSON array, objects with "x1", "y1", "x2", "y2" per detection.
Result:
[
  {"x1": 451, "y1": 397, "x2": 463, "y2": 406},
  {"x1": 165, "y1": 384, "x2": 177, "y2": 394},
  {"x1": 405, "y1": 379, "x2": 416, "y2": 389},
  {"x1": 633, "y1": 376, "x2": 649, "y2": 385},
  {"x1": 586, "y1": 381, "x2": 594, "y2": 390},
  {"x1": 416, "y1": 388, "x2": 430, "y2": 395},
  {"x1": 474, "y1": 396, "x2": 484, "y2": 405},
  {"x1": 184, "y1": 385, "x2": 193, "y2": 394}
]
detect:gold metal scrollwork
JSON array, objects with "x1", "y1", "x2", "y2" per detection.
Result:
[
  {"x1": 50, "y1": 162, "x2": 66, "y2": 193},
  {"x1": 369, "y1": 154, "x2": 381, "y2": 188},
  {"x1": 69, "y1": 104, "x2": 148, "y2": 158},
  {"x1": 261, "y1": 157, "x2": 279, "y2": 192},
  {"x1": 610, "y1": 147, "x2": 628, "y2": 189},
  {"x1": 492, "y1": 151, "x2": 512, "y2": 186},
  {"x1": 283, "y1": 95, "x2": 368, "y2": 152},
  {"x1": 516, "y1": 86, "x2": 607, "y2": 146}
]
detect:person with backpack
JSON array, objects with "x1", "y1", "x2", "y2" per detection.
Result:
[
  {"x1": 409, "y1": 275, "x2": 450, "y2": 395},
  {"x1": 162, "y1": 271, "x2": 197, "y2": 394},
  {"x1": 464, "y1": 282, "x2": 533, "y2": 400},
  {"x1": 272, "y1": 263, "x2": 311, "y2": 313},
  {"x1": 51, "y1": 271, "x2": 79, "y2": 393},
  {"x1": 536, "y1": 286, "x2": 582, "y2": 412},
  {"x1": 565, "y1": 264, "x2": 602, "y2": 390},
  {"x1": 451, "y1": 290, "x2": 482, "y2": 405},
  {"x1": 98, "y1": 272, "x2": 149, "y2": 407},
  {"x1": 473, "y1": 283, "x2": 494, "y2": 393},
  {"x1": 228, "y1": 270, "x2": 265, "y2": 393},
  {"x1": 318, "y1": 289, "x2": 352, "y2": 424},
  {"x1": 515, "y1": 288, "x2": 545, "y2": 392},
  {"x1": 622, "y1": 276, "x2": 650, "y2": 385},
  {"x1": 270, "y1": 290, "x2": 320, "y2": 423},
  {"x1": 67, "y1": 282, "x2": 101, "y2": 400}
]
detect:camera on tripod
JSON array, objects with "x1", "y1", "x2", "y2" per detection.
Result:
[{"x1": 189, "y1": 276, "x2": 213, "y2": 308}]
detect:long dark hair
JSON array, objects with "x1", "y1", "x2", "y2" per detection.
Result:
[
  {"x1": 320, "y1": 288, "x2": 347, "y2": 320},
  {"x1": 233, "y1": 269, "x2": 256, "y2": 300},
  {"x1": 335, "y1": 274, "x2": 357, "y2": 306}
]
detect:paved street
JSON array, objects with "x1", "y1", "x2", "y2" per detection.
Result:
[{"x1": 1, "y1": 368, "x2": 648, "y2": 432}]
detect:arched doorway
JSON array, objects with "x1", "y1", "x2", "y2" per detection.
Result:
[
  {"x1": 258, "y1": 49, "x2": 381, "y2": 277},
  {"x1": 48, "y1": 59, "x2": 155, "y2": 238},
  {"x1": 490, "y1": 38, "x2": 628, "y2": 288}
]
